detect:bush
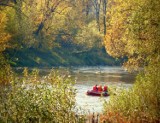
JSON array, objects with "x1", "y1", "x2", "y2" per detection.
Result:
[
  {"x1": 0, "y1": 68, "x2": 78, "y2": 123},
  {"x1": 0, "y1": 54, "x2": 13, "y2": 85},
  {"x1": 102, "y1": 62, "x2": 160, "y2": 123}
]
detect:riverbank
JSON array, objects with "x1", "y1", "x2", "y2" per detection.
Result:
[{"x1": 5, "y1": 47, "x2": 123, "y2": 67}]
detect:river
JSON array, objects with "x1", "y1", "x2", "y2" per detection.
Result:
[
  {"x1": 15, "y1": 66, "x2": 136, "y2": 113},
  {"x1": 40, "y1": 66, "x2": 136, "y2": 113},
  {"x1": 69, "y1": 66, "x2": 136, "y2": 113}
]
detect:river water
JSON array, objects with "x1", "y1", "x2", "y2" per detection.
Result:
[
  {"x1": 15, "y1": 66, "x2": 136, "y2": 113},
  {"x1": 50, "y1": 66, "x2": 136, "y2": 113}
]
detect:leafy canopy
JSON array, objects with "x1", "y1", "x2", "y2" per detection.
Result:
[{"x1": 104, "y1": 0, "x2": 160, "y2": 70}]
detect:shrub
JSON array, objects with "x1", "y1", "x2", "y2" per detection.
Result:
[
  {"x1": 102, "y1": 62, "x2": 160, "y2": 123},
  {"x1": 0, "y1": 54, "x2": 13, "y2": 85},
  {"x1": 0, "y1": 68, "x2": 78, "y2": 123}
]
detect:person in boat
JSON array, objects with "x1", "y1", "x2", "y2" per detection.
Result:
[
  {"x1": 103, "y1": 85, "x2": 108, "y2": 95},
  {"x1": 98, "y1": 85, "x2": 103, "y2": 92},
  {"x1": 93, "y1": 84, "x2": 98, "y2": 91},
  {"x1": 103, "y1": 85, "x2": 108, "y2": 92}
]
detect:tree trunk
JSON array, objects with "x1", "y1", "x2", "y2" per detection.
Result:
[
  {"x1": 93, "y1": 0, "x2": 101, "y2": 32},
  {"x1": 103, "y1": 0, "x2": 107, "y2": 35}
]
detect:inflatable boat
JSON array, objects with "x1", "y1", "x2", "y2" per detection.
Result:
[{"x1": 86, "y1": 90, "x2": 109, "y2": 97}]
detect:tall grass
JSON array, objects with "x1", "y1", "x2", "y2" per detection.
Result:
[
  {"x1": 102, "y1": 62, "x2": 160, "y2": 123},
  {"x1": 0, "y1": 67, "x2": 81, "y2": 123}
]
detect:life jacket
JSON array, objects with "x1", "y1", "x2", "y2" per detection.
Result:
[
  {"x1": 103, "y1": 86, "x2": 108, "y2": 92},
  {"x1": 98, "y1": 86, "x2": 103, "y2": 92},
  {"x1": 93, "y1": 86, "x2": 98, "y2": 91}
]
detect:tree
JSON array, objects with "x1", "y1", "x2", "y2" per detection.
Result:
[
  {"x1": 103, "y1": 1, "x2": 160, "y2": 122},
  {"x1": 102, "y1": 0, "x2": 107, "y2": 35},
  {"x1": 0, "y1": 8, "x2": 11, "y2": 52},
  {"x1": 92, "y1": 0, "x2": 102, "y2": 31},
  {"x1": 74, "y1": 20, "x2": 103, "y2": 51},
  {"x1": 104, "y1": 0, "x2": 160, "y2": 70},
  {"x1": 0, "y1": 0, "x2": 76, "y2": 50}
]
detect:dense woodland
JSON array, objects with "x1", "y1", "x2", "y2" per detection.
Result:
[
  {"x1": 0, "y1": 0, "x2": 160, "y2": 123},
  {"x1": 0, "y1": 0, "x2": 122, "y2": 67}
]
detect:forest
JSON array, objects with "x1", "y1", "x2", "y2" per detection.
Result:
[
  {"x1": 0, "y1": 0, "x2": 160, "y2": 123},
  {"x1": 0, "y1": 0, "x2": 122, "y2": 67}
]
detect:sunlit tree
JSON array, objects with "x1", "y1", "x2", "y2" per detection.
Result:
[
  {"x1": 102, "y1": 0, "x2": 160, "y2": 122},
  {"x1": 0, "y1": 9, "x2": 11, "y2": 52},
  {"x1": 104, "y1": 0, "x2": 160, "y2": 70}
]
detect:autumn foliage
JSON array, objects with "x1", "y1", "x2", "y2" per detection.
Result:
[
  {"x1": 103, "y1": 0, "x2": 160, "y2": 122},
  {"x1": 104, "y1": 0, "x2": 160, "y2": 71},
  {"x1": 0, "y1": 10, "x2": 11, "y2": 52}
]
